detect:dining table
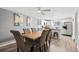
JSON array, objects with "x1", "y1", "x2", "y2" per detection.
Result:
[{"x1": 21, "y1": 31, "x2": 42, "y2": 51}]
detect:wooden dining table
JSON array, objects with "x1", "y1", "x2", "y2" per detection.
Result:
[
  {"x1": 21, "y1": 31, "x2": 42, "y2": 51},
  {"x1": 22, "y1": 31, "x2": 42, "y2": 40}
]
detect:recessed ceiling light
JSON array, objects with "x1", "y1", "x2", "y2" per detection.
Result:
[{"x1": 37, "y1": 10, "x2": 41, "y2": 13}]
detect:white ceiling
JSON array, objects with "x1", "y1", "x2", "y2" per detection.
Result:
[{"x1": 1, "y1": 7, "x2": 77, "y2": 20}]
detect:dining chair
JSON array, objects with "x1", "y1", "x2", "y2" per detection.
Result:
[
  {"x1": 31, "y1": 28, "x2": 37, "y2": 32},
  {"x1": 10, "y1": 30, "x2": 32, "y2": 52},
  {"x1": 35, "y1": 29, "x2": 49, "y2": 52},
  {"x1": 23, "y1": 28, "x2": 32, "y2": 34},
  {"x1": 46, "y1": 29, "x2": 52, "y2": 48}
]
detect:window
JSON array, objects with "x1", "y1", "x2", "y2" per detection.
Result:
[{"x1": 37, "y1": 19, "x2": 41, "y2": 25}]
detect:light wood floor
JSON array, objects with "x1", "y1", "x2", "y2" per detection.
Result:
[
  {"x1": 0, "y1": 36, "x2": 78, "y2": 52},
  {"x1": 50, "y1": 36, "x2": 78, "y2": 52}
]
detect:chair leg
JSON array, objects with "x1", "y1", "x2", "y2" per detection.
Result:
[
  {"x1": 57, "y1": 33, "x2": 59, "y2": 39},
  {"x1": 49, "y1": 40, "x2": 51, "y2": 47},
  {"x1": 44, "y1": 44, "x2": 46, "y2": 51},
  {"x1": 39, "y1": 45, "x2": 45, "y2": 52},
  {"x1": 42, "y1": 45, "x2": 45, "y2": 52},
  {"x1": 46, "y1": 41, "x2": 47, "y2": 48},
  {"x1": 31, "y1": 46, "x2": 34, "y2": 52},
  {"x1": 22, "y1": 50, "x2": 24, "y2": 52},
  {"x1": 17, "y1": 48, "x2": 19, "y2": 52},
  {"x1": 33, "y1": 45, "x2": 37, "y2": 52},
  {"x1": 39, "y1": 47, "x2": 42, "y2": 52}
]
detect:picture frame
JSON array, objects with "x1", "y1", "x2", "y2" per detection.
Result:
[{"x1": 14, "y1": 13, "x2": 24, "y2": 26}]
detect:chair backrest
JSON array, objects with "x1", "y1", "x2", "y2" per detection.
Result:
[
  {"x1": 46, "y1": 29, "x2": 52, "y2": 41},
  {"x1": 31, "y1": 28, "x2": 37, "y2": 32},
  {"x1": 10, "y1": 30, "x2": 24, "y2": 50},
  {"x1": 44, "y1": 26, "x2": 51, "y2": 29},
  {"x1": 23, "y1": 28, "x2": 26, "y2": 34},
  {"x1": 23, "y1": 28, "x2": 32, "y2": 33},
  {"x1": 39, "y1": 29, "x2": 49, "y2": 47}
]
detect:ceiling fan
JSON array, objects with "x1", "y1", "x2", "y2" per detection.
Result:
[{"x1": 37, "y1": 7, "x2": 51, "y2": 15}]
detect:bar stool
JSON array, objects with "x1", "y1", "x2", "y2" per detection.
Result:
[{"x1": 53, "y1": 32, "x2": 59, "y2": 39}]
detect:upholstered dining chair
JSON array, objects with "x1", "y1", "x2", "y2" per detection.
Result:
[
  {"x1": 10, "y1": 30, "x2": 32, "y2": 52},
  {"x1": 23, "y1": 28, "x2": 32, "y2": 34},
  {"x1": 31, "y1": 28, "x2": 37, "y2": 32},
  {"x1": 35, "y1": 29, "x2": 49, "y2": 52},
  {"x1": 46, "y1": 29, "x2": 52, "y2": 48}
]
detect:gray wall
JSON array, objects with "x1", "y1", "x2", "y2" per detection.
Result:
[
  {"x1": 0, "y1": 8, "x2": 42, "y2": 43},
  {"x1": 0, "y1": 8, "x2": 14, "y2": 42}
]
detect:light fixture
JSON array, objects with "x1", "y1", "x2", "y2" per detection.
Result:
[{"x1": 37, "y1": 10, "x2": 41, "y2": 13}]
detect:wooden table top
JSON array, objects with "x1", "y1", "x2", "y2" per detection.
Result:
[{"x1": 22, "y1": 31, "x2": 42, "y2": 40}]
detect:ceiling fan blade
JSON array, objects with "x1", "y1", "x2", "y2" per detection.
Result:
[{"x1": 42, "y1": 9, "x2": 51, "y2": 11}]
